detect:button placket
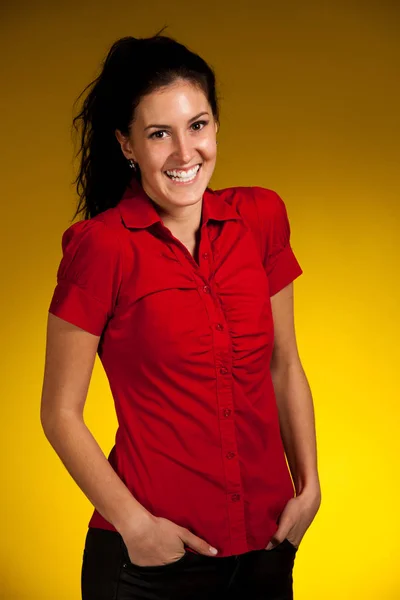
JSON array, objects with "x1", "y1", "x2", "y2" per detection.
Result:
[
  {"x1": 198, "y1": 227, "x2": 212, "y2": 279},
  {"x1": 162, "y1": 221, "x2": 247, "y2": 554},
  {"x1": 157, "y1": 219, "x2": 212, "y2": 280},
  {"x1": 211, "y1": 325, "x2": 246, "y2": 554}
]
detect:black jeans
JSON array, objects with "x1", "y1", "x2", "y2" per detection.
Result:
[{"x1": 81, "y1": 527, "x2": 297, "y2": 600}]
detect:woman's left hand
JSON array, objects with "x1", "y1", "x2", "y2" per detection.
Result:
[{"x1": 266, "y1": 485, "x2": 321, "y2": 550}]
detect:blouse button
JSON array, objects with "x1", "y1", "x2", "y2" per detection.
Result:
[
  {"x1": 223, "y1": 409, "x2": 231, "y2": 417},
  {"x1": 202, "y1": 252, "x2": 209, "y2": 259},
  {"x1": 215, "y1": 323, "x2": 224, "y2": 331},
  {"x1": 219, "y1": 366, "x2": 228, "y2": 375},
  {"x1": 203, "y1": 285, "x2": 210, "y2": 294},
  {"x1": 231, "y1": 494, "x2": 241, "y2": 502},
  {"x1": 226, "y1": 452, "x2": 236, "y2": 460}
]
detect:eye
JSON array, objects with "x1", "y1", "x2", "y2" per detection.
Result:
[
  {"x1": 148, "y1": 120, "x2": 209, "y2": 140},
  {"x1": 191, "y1": 120, "x2": 208, "y2": 131},
  {"x1": 149, "y1": 130, "x2": 167, "y2": 140}
]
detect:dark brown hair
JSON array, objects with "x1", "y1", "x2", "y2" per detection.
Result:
[{"x1": 71, "y1": 27, "x2": 220, "y2": 220}]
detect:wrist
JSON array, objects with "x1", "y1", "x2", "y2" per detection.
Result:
[
  {"x1": 114, "y1": 506, "x2": 157, "y2": 538},
  {"x1": 296, "y1": 480, "x2": 321, "y2": 506},
  {"x1": 295, "y1": 475, "x2": 321, "y2": 499}
]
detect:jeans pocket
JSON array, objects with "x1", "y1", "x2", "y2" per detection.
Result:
[
  {"x1": 283, "y1": 538, "x2": 298, "y2": 552},
  {"x1": 122, "y1": 542, "x2": 189, "y2": 572},
  {"x1": 266, "y1": 539, "x2": 298, "y2": 553}
]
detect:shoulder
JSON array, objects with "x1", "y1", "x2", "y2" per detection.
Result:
[
  {"x1": 54, "y1": 211, "x2": 127, "y2": 293},
  {"x1": 250, "y1": 186, "x2": 286, "y2": 217},
  {"x1": 60, "y1": 210, "x2": 124, "y2": 258},
  {"x1": 212, "y1": 184, "x2": 285, "y2": 221}
]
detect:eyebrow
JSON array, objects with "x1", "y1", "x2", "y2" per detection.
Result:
[{"x1": 144, "y1": 111, "x2": 210, "y2": 131}]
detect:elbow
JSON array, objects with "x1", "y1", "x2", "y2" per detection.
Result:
[
  {"x1": 270, "y1": 353, "x2": 303, "y2": 378},
  {"x1": 40, "y1": 403, "x2": 83, "y2": 438}
]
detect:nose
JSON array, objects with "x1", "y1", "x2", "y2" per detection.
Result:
[{"x1": 172, "y1": 134, "x2": 193, "y2": 164}]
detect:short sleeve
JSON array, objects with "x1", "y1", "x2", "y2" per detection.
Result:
[
  {"x1": 48, "y1": 218, "x2": 123, "y2": 336},
  {"x1": 252, "y1": 187, "x2": 303, "y2": 297}
]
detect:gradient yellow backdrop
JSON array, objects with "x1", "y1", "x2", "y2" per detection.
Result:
[{"x1": 1, "y1": 1, "x2": 399, "y2": 598}]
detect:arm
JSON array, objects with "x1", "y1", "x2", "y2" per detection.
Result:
[
  {"x1": 264, "y1": 281, "x2": 321, "y2": 549},
  {"x1": 40, "y1": 313, "x2": 154, "y2": 536},
  {"x1": 41, "y1": 313, "x2": 219, "y2": 561},
  {"x1": 270, "y1": 282, "x2": 321, "y2": 501},
  {"x1": 251, "y1": 186, "x2": 320, "y2": 547}
]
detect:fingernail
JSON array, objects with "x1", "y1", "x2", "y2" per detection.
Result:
[
  {"x1": 266, "y1": 543, "x2": 273, "y2": 550},
  {"x1": 209, "y1": 547, "x2": 218, "y2": 555}
]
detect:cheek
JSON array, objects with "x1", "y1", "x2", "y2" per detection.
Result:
[
  {"x1": 145, "y1": 148, "x2": 169, "y2": 171},
  {"x1": 199, "y1": 137, "x2": 217, "y2": 160}
]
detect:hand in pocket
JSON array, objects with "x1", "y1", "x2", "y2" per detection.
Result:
[{"x1": 121, "y1": 515, "x2": 218, "y2": 567}]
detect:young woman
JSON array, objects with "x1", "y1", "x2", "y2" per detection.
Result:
[{"x1": 41, "y1": 29, "x2": 321, "y2": 600}]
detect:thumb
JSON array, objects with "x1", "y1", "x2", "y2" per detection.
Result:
[
  {"x1": 266, "y1": 531, "x2": 284, "y2": 550},
  {"x1": 180, "y1": 529, "x2": 218, "y2": 557}
]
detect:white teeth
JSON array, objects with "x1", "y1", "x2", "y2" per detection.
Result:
[{"x1": 166, "y1": 165, "x2": 200, "y2": 179}]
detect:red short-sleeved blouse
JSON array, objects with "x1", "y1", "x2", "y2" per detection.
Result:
[{"x1": 48, "y1": 176, "x2": 303, "y2": 558}]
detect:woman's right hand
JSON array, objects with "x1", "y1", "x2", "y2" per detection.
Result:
[{"x1": 121, "y1": 515, "x2": 218, "y2": 568}]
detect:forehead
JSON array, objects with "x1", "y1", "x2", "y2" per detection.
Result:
[{"x1": 135, "y1": 80, "x2": 208, "y2": 121}]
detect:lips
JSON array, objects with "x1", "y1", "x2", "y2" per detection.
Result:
[
  {"x1": 164, "y1": 164, "x2": 202, "y2": 184},
  {"x1": 164, "y1": 164, "x2": 202, "y2": 175}
]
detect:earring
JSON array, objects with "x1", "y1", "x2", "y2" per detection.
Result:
[{"x1": 128, "y1": 158, "x2": 137, "y2": 171}]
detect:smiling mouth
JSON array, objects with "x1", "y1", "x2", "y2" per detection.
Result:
[{"x1": 164, "y1": 164, "x2": 202, "y2": 183}]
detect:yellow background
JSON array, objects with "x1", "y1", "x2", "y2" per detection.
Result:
[{"x1": 1, "y1": 1, "x2": 399, "y2": 598}]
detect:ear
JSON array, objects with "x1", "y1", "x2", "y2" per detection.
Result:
[{"x1": 115, "y1": 129, "x2": 136, "y2": 161}]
